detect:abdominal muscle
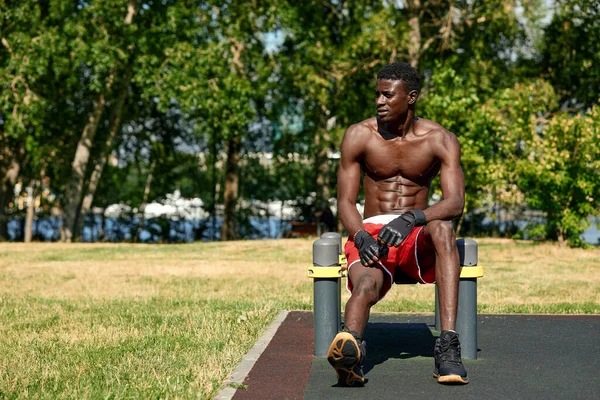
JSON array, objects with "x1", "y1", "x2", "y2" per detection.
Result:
[{"x1": 362, "y1": 174, "x2": 430, "y2": 219}]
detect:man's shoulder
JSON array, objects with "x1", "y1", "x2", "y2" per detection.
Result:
[
  {"x1": 414, "y1": 118, "x2": 458, "y2": 143},
  {"x1": 414, "y1": 118, "x2": 460, "y2": 159},
  {"x1": 341, "y1": 118, "x2": 378, "y2": 149},
  {"x1": 414, "y1": 118, "x2": 452, "y2": 136},
  {"x1": 346, "y1": 117, "x2": 377, "y2": 135}
]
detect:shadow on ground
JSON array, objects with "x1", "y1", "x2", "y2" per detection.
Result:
[
  {"x1": 304, "y1": 313, "x2": 600, "y2": 400},
  {"x1": 362, "y1": 322, "x2": 436, "y2": 374}
]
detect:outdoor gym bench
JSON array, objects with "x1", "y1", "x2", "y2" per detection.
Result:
[{"x1": 307, "y1": 232, "x2": 483, "y2": 360}]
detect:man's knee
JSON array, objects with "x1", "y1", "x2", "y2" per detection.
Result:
[
  {"x1": 426, "y1": 220, "x2": 456, "y2": 249},
  {"x1": 352, "y1": 275, "x2": 380, "y2": 305}
]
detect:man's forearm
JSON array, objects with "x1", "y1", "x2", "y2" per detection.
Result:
[
  {"x1": 422, "y1": 197, "x2": 464, "y2": 223},
  {"x1": 339, "y1": 202, "x2": 364, "y2": 237}
]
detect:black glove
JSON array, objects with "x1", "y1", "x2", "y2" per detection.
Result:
[
  {"x1": 354, "y1": 230, "x2": 382, "y2": 266},
  {"x1": 377, "y1": 210, "x2": 427, "y2": 247},
  {"x1": 378, "y1": 243, "x2": 389, "y2": 260}
]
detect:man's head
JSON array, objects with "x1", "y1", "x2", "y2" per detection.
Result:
[
  {"x1": 376, "y1": 62, "x2": 421, "y2": 94},
  {"x1": 375, "y1": 62, "x2": 421, "y2": 123}
]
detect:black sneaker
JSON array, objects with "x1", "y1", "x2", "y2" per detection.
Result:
[
  {"x1": 327, "y1": 330, "x2": 367, "y2": 387},
  {"x1": 433, "y1": 330, "x2": 469, "y2": 384}
]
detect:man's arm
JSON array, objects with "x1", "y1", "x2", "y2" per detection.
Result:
[
  {"x1": 337, "y1": 124, "x2": 382, "y2": 266},
  {"x1": 337, "y1": 124, "x2": 366, "y2": 237},
  {"x1": 422, "y1": 130, "x2": 465, "y2": 222}
]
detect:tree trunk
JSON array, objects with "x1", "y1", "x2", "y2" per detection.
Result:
[
  {"x1": 0, "y1": 150, "x2": 21, "y2": 241},
  {"x1": 315, "y1": 110, "x2": 335, "y2": 234},
  {"x1": 136, "y1": 160, "x2": 155, "y2": 241},
  {"x1": 314, "y1": 129, "x2": 332, "y2": 229},
  {"x1": 406, "y1": 0, "x2": 422, "y2": 69},
  {"x1": 220, "y1": 135, "x2": 241, "y2": 241},
  {"x1": 403, "y1": 0, "x2": 453, "y2": 69},
  {"x1": 210, "y1": 133, "x2": 218, "y2": 241},
  {"x1": 24, "y1": 182, "x2": 37, "y2": 242},
  {"x1": 76, "y1": 65, "x2": 133, "y2": 239},
  {"x1": 557, "y1": 228, "x2": 566, "y2": 247},
  {"x1": 99, "y1": 212, "x2": 105, "y2": 242},
  {"x1": 60, "y1": 91, "x2": 108, "y2": 242}
]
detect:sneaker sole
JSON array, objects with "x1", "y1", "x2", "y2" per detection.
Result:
[
  {"x1": 434, "y1": 373, "x2": 469, "y2": 384},
  {"x1": 327, "y1": 332, "x2": 364, "y2": 387}
]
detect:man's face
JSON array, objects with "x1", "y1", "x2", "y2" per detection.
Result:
[{"x1": 375, "y1": 79, "x2": 416, "y2": 122}]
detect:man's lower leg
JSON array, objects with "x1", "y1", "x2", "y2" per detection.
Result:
[
  {"x1": 427, "y1": 222, "x2": 468, "y2": 384},
  {"x1": 327, "y1": 292, "x2": 373, "y2": 387}
]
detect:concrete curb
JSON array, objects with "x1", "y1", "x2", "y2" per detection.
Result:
[{"x1": 214, "y1": 310, "x2": 289, "y2": 400}]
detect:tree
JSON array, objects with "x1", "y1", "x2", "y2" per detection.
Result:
[
  {"x1": 145, "y1": 1, "x2": 277, "y2": 240},
  {"x1": 60, "y1": 0, "x2": 139, "y2": 242},
  {"x1": 540, "y1": 0, "x2": 600, "y2": 109},
  {"x1": 517, "y1": 103, "x2": 600, "y2": 246},
  {"x1": 0, "y1": 0, "x2": 73, "y2": 241},
  {"x1": 276, "y1": 1, "x2": 392, "y2": 222}
]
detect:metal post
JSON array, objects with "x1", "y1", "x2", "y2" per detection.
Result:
[
  {"x1": 313, "y1": 238, "x2": 341, "y2": 357},
  {"x1": 321, "y1": 232, "x2": 343, "y2": 330},
  {"x1": 456, "y1": 277, "x2": 477, "y2": 359},
  {"x1": 435, "y1": 239, "x2": 479, "y2": 360},
  {"x1": 455, "y1": 238, "x2": 478, "y2": 360}
]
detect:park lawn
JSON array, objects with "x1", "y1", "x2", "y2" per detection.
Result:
[{"x1": 0, "y1": 238, "x2": 598, "y2": 399}]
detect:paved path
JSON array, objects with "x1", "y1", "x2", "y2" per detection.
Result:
[{"x1": 219, "y1": 311, "x2": 600, "y2": 400}]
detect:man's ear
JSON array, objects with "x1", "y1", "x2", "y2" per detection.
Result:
[{"x1": 408, "y1": 90, "x2": 419, "y2": 105}]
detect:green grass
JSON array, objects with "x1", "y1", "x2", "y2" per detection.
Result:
[
  {"x1": 0, "y1": 238, "x2": 598, "y2": 399},
  {"x1": 1, "y1": 297, "x2": 280, "y2": 399}
]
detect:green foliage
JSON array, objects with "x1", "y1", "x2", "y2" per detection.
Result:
[
  {"x1": 516, "y1": 104, "x2": 600, "y2": 246},
  {"x1": 0, "y1": 0, "x2": 599, "y2": 246},
  {"x1": 540, "y1": 0, "x2": 600, "y2": 108},
  {"x1": 0, "y1": 0, "x2": 72, "y2": 180},
  {"x1": 420, "y1": 64, "x2": 487, "y2": 214},
  {"x1": 472, "y1": 80, "x2": 560, "y2": 212},
  {"x1": 451, "y1": 75, "x2": 599, "y2": 246},
  {"x1": 145, "y1": 1, "x2": 273, "y2": 138}
]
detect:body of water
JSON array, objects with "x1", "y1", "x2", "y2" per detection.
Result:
[
  {"x1": 7, "y1": 216, "x2": 292, "y2": 243},
  {"x1": 5, "y1": 216, "x2": 599, "y2": 245}
]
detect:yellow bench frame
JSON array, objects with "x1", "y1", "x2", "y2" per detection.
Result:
[{"x1": 308, "y1": 255, "x2": 484, "y2": 279}]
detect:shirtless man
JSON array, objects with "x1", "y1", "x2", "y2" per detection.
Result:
[{"x1": 327, "y1": 62, "x2": 468, "y2": 386}]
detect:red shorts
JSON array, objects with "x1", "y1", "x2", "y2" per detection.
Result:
[{"x1": 344, "y1": 215, "x2": 436, "y2": 301}]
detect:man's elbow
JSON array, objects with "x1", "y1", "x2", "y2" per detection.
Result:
[{"x1": 450, "y1": 199, "x2": 464, "y2": 220}]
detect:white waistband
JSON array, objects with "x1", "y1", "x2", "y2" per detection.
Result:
[{"x1": 363, "y1": 214, "x2": 401, "y2": 224}]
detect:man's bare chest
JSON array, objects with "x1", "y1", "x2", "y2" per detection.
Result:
[{"x1": 361, "y1": 140, "x2": 439, "y2": 183}]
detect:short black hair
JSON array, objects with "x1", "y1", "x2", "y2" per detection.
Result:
[{"x1": 377, "y1": 62, "x2": 421, "y2": 93}]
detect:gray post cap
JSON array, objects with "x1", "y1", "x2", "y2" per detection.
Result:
[
  {"x1": 321, "y1": 232, "x2": 342, "y2": 254},
  {"x1": 313, "y1": 238, "x2": 340, "y2": 266},
  {"x1": 456, "y1": 238, "x2": 478, "y2": 266}
]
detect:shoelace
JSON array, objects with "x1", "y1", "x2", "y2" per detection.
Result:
[{"x1": 438, "y1": 336, "x2": 462, "y2": 365}]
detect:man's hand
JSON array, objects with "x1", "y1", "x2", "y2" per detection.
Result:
[
  {"x1": 354, "y1": 230, "x2": 382, "y2": 267},
  {"x1": 377, "y1": 210, "x2": 427, "y2": 247}
]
